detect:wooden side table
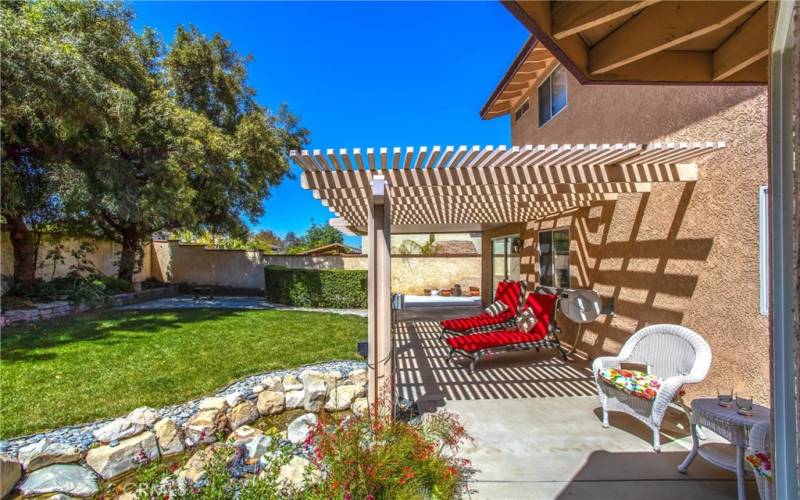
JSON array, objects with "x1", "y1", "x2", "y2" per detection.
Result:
[{"x1": 678, "y1": 398, "x2": 770, "y2": 500}]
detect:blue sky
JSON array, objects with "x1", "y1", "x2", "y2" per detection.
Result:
[{"x1": 131, "y1": 1, "x2": 528, "y2": 247}]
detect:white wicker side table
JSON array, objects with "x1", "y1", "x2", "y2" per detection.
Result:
[{"x1": 678, "y1": 398, "x2": 770, "y2": 500}]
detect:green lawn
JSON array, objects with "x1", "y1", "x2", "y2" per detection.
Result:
[{"x1": 0, "y1": 308, "x2": 366, "y2": 438}]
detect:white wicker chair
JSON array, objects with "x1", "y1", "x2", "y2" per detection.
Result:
[
  {"x1": 592, "y1": 324, "x2": 712, "y2": 451},
  {"x1": 748, "y1": 422, "x2": 774, "y2": 500}
]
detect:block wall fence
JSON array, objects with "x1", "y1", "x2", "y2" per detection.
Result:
[{"x1": 1, "y1": 235, "x2": 480, "y2": 296}]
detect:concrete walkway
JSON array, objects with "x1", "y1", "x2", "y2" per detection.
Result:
[{"x1": 116, "y1": 295, "x2": 367, "y2": 317}]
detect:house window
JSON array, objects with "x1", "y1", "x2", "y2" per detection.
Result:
[
  {"x1": 539, "y1": 228, "x2": 570, "y2": 288},
  {"x1": 491, "y1": 235, "x2": 521, "y2": 292},
  {"x1": 538, "y1": 65, "x2": 567, "y2": 126},
  {"x1": 514, "y1": 99, "x2": 530, "y2": 121},
  {"x1": 759, "y1": 186, "x2": 769, "y2": 315}
]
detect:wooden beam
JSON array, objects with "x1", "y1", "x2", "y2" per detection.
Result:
[
  {"x1": 510, "y1": 0, "x2": 591, "y2": 77},
  {"x1": 552, "y1": 1, "x2": 660, "y2": 40},
  {"x1": 521, "y1": 0, "x2": 551, "y2": 34},
  {"x1": 302, "y1": 163, "x2": 698, "y2": 190},
  {"x1": 722, "y1": 55, "x2": 767, "y2": 82},
  {"x1": 598, "y1": 50, "x2": 712, "y2": 82},
  {"x1": 712, "y1": 4, "x2": 768, "y2": 81},
  {"x1": 312, "y1": 183, "x2": 649, "y2": 201},
  {"x1": 589, "y1": 1, "x2": 763, "y2": 75},
  {"x1": 367, "y1": 176, "x2": 392, "y2": 410}
]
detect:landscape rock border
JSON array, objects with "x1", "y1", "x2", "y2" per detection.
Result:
[
  {"x1": 0, "y1": 284, "x2": 179, "y2": 326},
  {"x1": 0, "y1": 361, "x2": 366, "y2": 497}
]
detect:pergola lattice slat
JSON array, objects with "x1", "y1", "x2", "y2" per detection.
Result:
[{"x1": 293, "y1": 142, "x2": 723, "y2": 229}]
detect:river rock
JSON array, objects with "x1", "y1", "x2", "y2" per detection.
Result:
[
  {"x1": 251, "y1": 385, "x2": 264, "y2": 394},
  {"x1": 17, "y1": 464, "x2": 98, "y2": 497},
  {"x1": 324, "y1": 384, "x2": 365, "y2": 411},
  {"x1": 85, "y1": 431, "x2": 159, "y2": 480},
  {"x1": 282, "y1": 374, "x2": 303, "y2": 391},
  {"x1": 228, "y1": 400, "x2": 259, "y2": 429},
  {"x1": 0, "y1": 454, "x2": 21, "y2": 498},
  {"x1": 224, "y1": 392, "x2": 244, "y2": 408},
  {"x1": 351, "y1": 397, "x2": 369, "y2": 415},
  {"x1": 277, "y1": 456, "x2": 320, "y2": 488},
  {"x1": 93, "y1": 418, "x2": 144, "y2": 443},
  {"x1": 303, "y1": 380, "x2": 327, "y2": 411},
  {"x1": 127, "y1": 407, "x2": 159, "y2": 427},
  {"x1": 284, "y1": 389, "x2": 305, "y2": 409},
  {"x1": 154, "y1": 418, "x2": 184, "y2": 456},
  {"x1": 198, "y1": 397, "x2": 228, "y2": 412},
  {"x1": 229, "y1": 425, "x2": 262, "y2": 444},
  {"x1": 240, "y1": 433, "x2": 273, "y2": 461},
  {"x1": 299, "y1": 369, "x2": 320, "y2": 386},
  {"x1": 228, "y1": 426, "x2": 272, "y2": 461},
  {"x1": 177, "y1": 445, "x2": 218, "y2": 486},
  {"x1": 256, "y1": 391, "x2": 285, "y2": 416},
  {"x1": 261, "y1": 375, "x2": 284, "y2": 392},
  {"x1": 287, "y1": 413, "x2": 318, "y2": 444},
  {"x1": 184, "y1": 409, "x2": 227, "y2": 447},
  {"x1": 18, "y1": 439, "x2": 83, "y2": 471},
  {"x1": 348, "y1": 368, "x2": 367, "y2": 387}
]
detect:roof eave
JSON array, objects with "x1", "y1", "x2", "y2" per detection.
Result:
[{"x1": 479, "y1": 36, "x2": 539, "y2": 120}]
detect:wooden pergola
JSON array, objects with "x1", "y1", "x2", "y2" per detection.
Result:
[{"x1": 293, "y1": 141, "x2": 724, "y2": 407}]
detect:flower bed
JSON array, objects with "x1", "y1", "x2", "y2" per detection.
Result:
[{"x1": 125, "y1": 408, "x2": 472, "y2": 499}]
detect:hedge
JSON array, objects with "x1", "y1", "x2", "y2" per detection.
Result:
[{"x1": 264, "y1": 266, "x2": 368, "y2": 308}]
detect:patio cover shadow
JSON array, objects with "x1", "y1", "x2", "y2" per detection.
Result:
[{"x1": 394, "y1": 319, "x2": 596, "y2": 412}]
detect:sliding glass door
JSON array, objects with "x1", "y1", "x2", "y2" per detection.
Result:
[{"x1": 491, "y1": 235, "x2": 521, "y2": 291}]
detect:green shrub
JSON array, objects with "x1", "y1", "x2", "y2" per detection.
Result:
[
  {"x1": 8, "y1": 272, "x2": 131, "y2": 306},
  {"x1": 306, "y1": 409, "x2": 473, "y2": 499},
  {"x1": 264, "y1": 266, "x2": 367, "y2": 308}
]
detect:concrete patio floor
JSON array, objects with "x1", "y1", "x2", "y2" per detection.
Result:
[
  {"x1": 451, "y1": 396, "x2": 756, "y2": 499},
  {"x1": 394, "y1": 307, "x2": 757, "y2": 499}
]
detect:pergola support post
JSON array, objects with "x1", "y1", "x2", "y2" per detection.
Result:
[{"x1": 367, "y1": 175, "x2": 393, "y2": 412}]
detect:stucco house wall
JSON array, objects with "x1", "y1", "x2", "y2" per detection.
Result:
[{"x1": 482, "y1": 73, "x2": 770, "y2": 404}]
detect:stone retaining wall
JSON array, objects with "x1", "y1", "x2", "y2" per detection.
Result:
[
  {"x1": 0, "y1": 285, "x2": 179, "y2": 327},
  {"x1": 0, "y1": 361, "x2": 365, "y2": 498}
]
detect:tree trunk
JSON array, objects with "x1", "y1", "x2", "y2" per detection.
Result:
[
  {"x1": 117, "y1": 227, "x2": 139, "y2": 286},
  {"x1": 5, "y1": 214, "x2": 38, "y2": 285}
]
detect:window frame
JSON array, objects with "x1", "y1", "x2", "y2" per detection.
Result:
[
  {"x1": 514, "y1": 99, "x2": 530, "y2": 121},
  {"x1": 537, "y1": 65, "x2": 568, "y2": 127},
  {"x1": 538, "y1": 226, "x2": 571, "y2": 288},
  {"x1": 759, "y1": 185, "x2": 769, "y2": 315}
]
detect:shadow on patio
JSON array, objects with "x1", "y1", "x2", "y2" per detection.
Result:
[
  {"x1": 393, "y1": 306, "x2": 757, "y2": 499},
  {"x1": 394, "y1": 315, "x2": 596, "y2": 411}
]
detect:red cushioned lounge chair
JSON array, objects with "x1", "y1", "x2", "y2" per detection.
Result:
[
  {"x1": 438, "y1": 280, "x2": 527, "y2": 340},
  {"x1": 446, "y1": 290, "x2": 568, "y2": 373}
]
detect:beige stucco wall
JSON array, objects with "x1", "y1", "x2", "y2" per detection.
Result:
[
  {"x1": 265, "y1": 253, "x2": 480, "y2": 295},
  {"x1": 484, "y1": 74, "x2": 770, "y2": 404},
  {"x1": 148, "y1": 241, "x2": 480, "y2": 294},
  {"x1": 150, "y1": 241, "x2": 268, "y2": 289},
  {"x1": 1, "y1": 232, "x2": 151, "y2": 283},
  {"x1": 390, "y1": 256, "x2": 481, "y2": 295}
]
